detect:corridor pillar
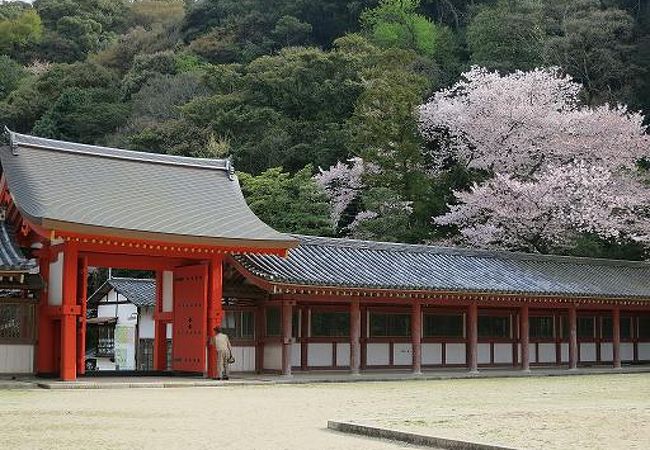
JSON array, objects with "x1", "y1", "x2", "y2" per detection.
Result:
[
  {"x1": 412, "y1": 301, "x2": 422, "y2": 375},
  {"x1": 350, "y1": 300, "x2": 361, "y2": 375},
  {"x1": 281, "y1": 301, "x2": 293, "y2": 377},
  {"x1": 468, "y1": 302, "x2": 478, "y2": 373},
  {"x1": 520, "y1": 304, "x2": 530, "y2": 372}
]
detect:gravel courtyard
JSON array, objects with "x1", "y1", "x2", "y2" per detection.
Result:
[{"x1": 0, "y1": 374, "x2": 648, "y2": 450}]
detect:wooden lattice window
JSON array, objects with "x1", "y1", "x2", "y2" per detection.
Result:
[{"x1": 0, "y1": 301, "x2": 35, "y2": 343}]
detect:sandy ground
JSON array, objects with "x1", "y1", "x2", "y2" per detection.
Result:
[{"x1": 0, "y1": 374, "x2": 648, "y2": 450}]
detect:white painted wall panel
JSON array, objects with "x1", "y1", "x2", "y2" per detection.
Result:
[
  {"x1": 0, "y1": 345, "x2": 33, "y2": 373},
  {"x1": 478, "y1": 343, "x2": 491, "y2": 364},
  {"x1": 48, "y1": 253, "x2": 63, "y2": 306},
  {"x1": 336, "y1": 343, "x2": 350, "y2": 367},
  {"x1": 580, "y1": 343, "x2": 597, "y2": 362},
  {"x1": 291, "y1": 343, "x2": 301, "y2": 367},
  {"x1": 560, "y1": 343, "x2": 569, "y2": 362},
  {"x1": 445, "y1": 343, "x2": 466, "y2": 364},
  {"x1": 621, "y1": 343, "x2": 634, "y2": 361},
  {"x1": 162, "y1": 271, "x2": 173, "y2": 312},
  {"x1": 638, "y1": 343, "x2": 650, "y2": 360},
  {"x1": 308, "y1": 343, "x2": 332, "y2": 367},
  {"x1": 263, "y1": 343, "x2": 282, "y2": 371},
  {"x1": 139, "y1": 307, "x2": 155, "y2": 339},
  {"x1": 493, "y1": 343, "x2": 512, "y2": 364},
  {"x1": 600, "y1": 343, "x2": 613, "y2": 362},
  {"x1": 422, "y1": 343, "x2": 442, "y2": 365},
  {"x1": 393, "y1": 343, "x2": 412, "y2": 366},
  {"x1": 538, "y1": 343, "x2": 556, "y2": 363},
  {"x1": 529, "y1": 344, "x2": 536, "y2": 363},
  {"x1": 231, "y1": 346, "x2": 255, "y2": 372},
  {"x1": 366, "y1": 343, "x2": 390, "y2": 366}
]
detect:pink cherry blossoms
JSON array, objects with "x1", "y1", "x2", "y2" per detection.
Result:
[
  {"x1": 419, "y1": 67, "x2": 650, "y2": 252},
  {"x1": 314, "y1": 157, "x2": 364, "y2": 226}
]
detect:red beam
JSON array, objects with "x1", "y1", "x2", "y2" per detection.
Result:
[{"x1": 82, "y1": 252, "x2": 192, "y2": 271}]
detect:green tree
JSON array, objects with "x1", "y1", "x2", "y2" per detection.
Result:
[
  {"x1": 0, "y1": 61, "x2": 119, "y2": 132},
  {"x1": 543, "y1": 0, "x2": 639, "y2": 105},
  {"x1": 32, "y1": 87, "x2": 128, "y2": 143},
  {"x1": 362, "y1": 0, "x2": 459, "y2": 61},
  {"x1": 0, "y1": 55, "x2": 26, "y2": 100},
  {"x1": 239, "y1": 166, "x2": 333, "y2": 236},
  {"x1": 0, "y1": 8, "x2": 43, "y2": 58},
  {"x1": 467, "y1": 0, "x2": 545, "y2": 72}
]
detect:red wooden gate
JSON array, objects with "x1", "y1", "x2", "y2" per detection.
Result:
[{"x1": 172, "y1": 264, "x2": 208, "y2": 373}]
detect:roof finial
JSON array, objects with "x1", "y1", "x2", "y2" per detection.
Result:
[
  {"x1": 226, "y1": 157, "x2": 236, "y2": 181},
  {"x1": 4, "y1": 127, "x2": 17, "y2": 155}
]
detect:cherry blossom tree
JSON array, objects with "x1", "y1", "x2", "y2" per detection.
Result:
[
  {"x1": 418, "y1": 67, "x2": 648, "y2": 177},
  {"x1": 314, "y1": 157, "x2": 364, "y2": 227},
  {"x1": 419, "y1": 67, "x2": 650, "y2": 252}
]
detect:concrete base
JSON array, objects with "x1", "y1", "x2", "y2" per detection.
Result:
[
  {"x1": 328, "y1": 420, "x2": 516, "y2": 450},
  {"x1": 15, "y1": 365, "x2": 650, "y2": 390}
]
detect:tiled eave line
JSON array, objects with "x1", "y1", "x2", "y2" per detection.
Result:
[{"x1": 227, "y1": 256, "x2": 650, "y2": 307}]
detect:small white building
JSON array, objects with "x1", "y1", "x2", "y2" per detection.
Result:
[{"x1": 86, "y1": 277, "x2": 166, "y2": 372}]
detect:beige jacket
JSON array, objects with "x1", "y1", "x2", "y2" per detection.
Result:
[{"x1": 212, "y1": 332, "x2": 232, "y2": 353}]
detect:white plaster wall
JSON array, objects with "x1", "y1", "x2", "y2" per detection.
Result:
[
  {"x1": 621, "y1": 343, "x2": 634, "y2": 361},
  {"x1": 162, "y1": 271, "x2": 173, "y2": 312},
  {"x1": 366, "y1": 343, "x2": 390, "y2": 366},
  {"x1": 263, "y1": 343, "x2": 282, "y2": 370},
  {"x1": 48, "y1": 253, "x2": 63, "y2": 306},
  {"x1": 0, "y1": 345, "x2": 33, "y2": 373},
  {"x1": 638, "y1": 343, "x2": 650, "y2": 360},
  {"x1": 139, "y1": 307, "x2": 155, "y2": 339},
  {"x1": 560, "y1": 343, "x2": 569, "y2": 362},
  {"x1": 478, "y1": 343, "x2": 491, "y2": 364},
  {"x1": 336, "y1": 343, "x2": 350, "y2": 367},
  {"x1": 393, "y1": 343, "x2": 412, "y2": 366},
  {"x1": 231, "y1": 346, "x2": 255, "y2": 372},
  {"x1": 291, "y1": 343, "x2": 301, "y2": 367},
  {"x1": 493, "y1": 343, "x2": 513, "y2": 364},
  {"x1": 308, "y1": 343, "x2": 332, "y2": 367},
  {"x1": 580, "y1": 343, "x2": 597, "y2": 362},
  {"x1": 529, "y1": 344, "x2": 536, "y2": 363},
  {"x1": 422, "y1": 343, "x2": 442, "y2": 365},
  {"x1": 96, "y1": 357, "x2": 116, "y2": 371},
  {"x1": 600, "y1": 343, "x2": 613, "y2": 362},
  {"x1": 538, "y1": 343, "x2": 557, "y2": 363},
  {"x1": 445, "y1": 343, "x2": 466, "y2": 364}
]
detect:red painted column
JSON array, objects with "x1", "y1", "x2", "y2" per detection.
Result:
[
  {"x1": 76, "y1": 256, "x2": 88, "y2": 376},
  {"x1": 153, "y1": 271, "x2": 167, "y2": 371},
  {"x1": 36, "y1": 247, "x2": 55, "y2": 375},
  {"x1": 568, "y1": 304, "x2": 578, "y2": 370},
  {"x1": 612, "y1": 307, "x2": 621, "y2": 369},
  {"x1": 468, "y1": 303, "x2": 478, "y2": 373},
  {"x1": 60, "y1": 242, "x2": 78, "y2": 381},
  {"x1": 412, "y1": 301, "x2": 422, "y2": 375},
  {"x1": 281, "y1": 301, "x2": 293, "y2": 377},
  {"x1": 520, "y1": 304, "x2": 530, "y2": 372},
  {"x1": 350, "y1": 300, "x2": 361, "y2": 375},
  {"x1": 207, "y1": 257, "x2": 223, "y2": 378}
]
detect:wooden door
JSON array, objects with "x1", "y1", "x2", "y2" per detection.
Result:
[{"x1": 172, "y1": 264, "x2": 208, "y2": 373}]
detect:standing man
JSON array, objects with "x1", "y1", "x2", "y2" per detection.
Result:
[{"x1": 212, "y1": 326, "x2": 232, "y2": 380}]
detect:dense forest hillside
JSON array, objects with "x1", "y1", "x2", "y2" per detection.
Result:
[{"x1": 1, "y1": 0, "x2": 648, "y2": 259}]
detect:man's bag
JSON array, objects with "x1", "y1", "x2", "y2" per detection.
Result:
[{"x1": 227, "y1": 353, "x2": 235, "y2": 364}]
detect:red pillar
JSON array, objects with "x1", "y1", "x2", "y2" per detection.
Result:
[
  {"x1": 568, "y1": 305, "x2": 578, "y2": 370},
  {"x1": 520, "y1": 304, "x2": 530, "y2": 372},
  {"x1": 76, "y1": 256, "x2": 88, "y2": 376},
  {"x1": 153, "y1": 271, "x2": 167, "y2": 371},
  {"x1": 350, "y1": 300, "x2": 361, "y2": 375},
  {"x1": 60, "y1": 242, "x2": 78, "y2": 381},
  {"x1": 468, "y1": 303, "x2": 478, "y2": 373},
  {"x1": 612, "y1": 307, "x2": 621, "y2": 369},
  {"x1": 281, "y1": 301, "x2": 293, "y2": 377},
  {"x1": 36, "y1": 248, "x2": 55, "y2": 375},
  {"x1": 412, "y1": 301, "x2": 422, "y2": 375},
  {"x1": 207, "y1": 257, "x2": 223, "y2": 379}
]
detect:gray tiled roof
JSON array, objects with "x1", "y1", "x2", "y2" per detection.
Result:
[
  {"x1": 1, "y1": 130, "x2": 297, "y2": 250},
  {"x1": 0, "y1": 220, "x2": 35, "y2": 272},
  {"x1": 88, "y1": 278, "x2": 156, "y2": 307},
  {"x1": 236, "y1": 235, "x2": 650, "y2": 299}
]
